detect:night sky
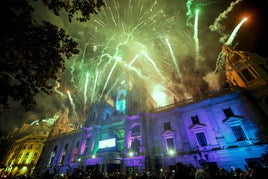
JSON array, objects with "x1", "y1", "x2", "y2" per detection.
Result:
[{"x1": 0, "y1": 0, "x2": 267, "y2": 136}]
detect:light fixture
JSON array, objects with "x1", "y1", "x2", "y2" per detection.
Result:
[
  {"x1": 128, "y1": 151, "x2": 134, "y2": 157},
  {"x1": 168, "y1": 149, "x2": 175, "y2": 156}
]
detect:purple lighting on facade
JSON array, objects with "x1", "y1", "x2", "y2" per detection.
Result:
[
  {"x1": 84, "y1": 158, "x2": 102, "y2": 166},
  {"x1": 124, "y1": 156, "x2": 146, "y2": 172}
]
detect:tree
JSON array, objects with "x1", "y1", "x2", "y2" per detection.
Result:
[
  {"x1": 41, "y1": 0, "x2": 104, "y2": 22},
  {"x1": 0, "y1": 0, "x2": 104, "y2": 112}
]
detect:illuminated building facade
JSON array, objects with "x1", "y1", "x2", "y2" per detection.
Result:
[
  {"x1": 1, "y1": 48, "x2": 267, "y2": 177},
  {"x1": 223, "y1": 45, "x2": 268, "y2": 118},
  {"x1": 1, "y1": 120, "x2": 53, "y2": 176},
  {"x1": 35, "y1": 47, "x2": 268, "y2": 176},
  {"x1": 0, "y1": 108, "x2": 75, "y2": 177}
]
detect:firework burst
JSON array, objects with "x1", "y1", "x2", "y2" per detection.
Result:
[{"x1": 57, "y1": 0, "x2": 247, "y2": 117}]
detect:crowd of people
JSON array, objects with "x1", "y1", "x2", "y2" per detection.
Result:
[
  {"x1": 2, "y1": 162, "x2": 268, "y2": 179},
  {"x1": 38, "y1": 162, "x2": 268, "y2": 179}
]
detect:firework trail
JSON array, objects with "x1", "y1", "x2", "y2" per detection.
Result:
[
  {"x1": 141, "y1": 51, "x2": 166, "y2": 81},
  {"x1": 165, "y1": 38, "x2": 182, "y2": 79},
  {"x1": 79, "y1": 43, "x2": 90, "y2": 69},
  {"x1": 209, "y1": 0, "x2": 243, "y2": 43},
  {"x1": 125, "y1": 62, "x2": 149, "y2": 81},
  {"x1": 128, "y1": 54, "x2": 140, "y2": 67},
  {"x1": 225, "y1": 18, "x2": 247, "y2": 45},
  {"x1": 99, "y1": 56, "x2": 120, "y2": 100},
  {"x1": 106, "y1": 79, "x2": 120, "y2": 99},
  {"x1": 83, "y1": 72, "x2": 89, "y2": 112},
  {"x1": 67, "y1": 91, "x2": 78, "y2": 120},
  {"x1": 91, "y1": 71, "x2": 99, "y2": 103},
  {"x1": 214, "y1": 18, "x2": 247, "y2": 72},
  {"x1": 193, "y1": 9, "x2": 202, "y2": 68}
]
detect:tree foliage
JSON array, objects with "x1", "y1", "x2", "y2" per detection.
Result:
[
  {"x1": 42, "y1": 0, "x2": 104, "y2": 22},
  {"x1": 0, "y1": 0, "x2": 103, "y2": 112}
]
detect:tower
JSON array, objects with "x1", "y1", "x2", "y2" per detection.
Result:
[
  {"x1": 223, "y1": 45, "x2": 268, "y2": 131},
  {"x1": 115, "y1": 80, "x2": 128, "y2": 114},
  {"x1": 223, "y1": 45, "x2": 268, "y2": 90},
  {"x1": 115, "y1": 70, "x2": 156, "y2": 116}
]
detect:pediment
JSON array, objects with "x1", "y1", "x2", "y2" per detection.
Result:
[
  {"x1": 222, "y1": 116, "x2": 243, "y2": 126},
  {"x1": 189, "y1": 123, "x2": 206, "y2": 133},
  {"x1": 189, "y1": 123, "x2": 206, "y2": 130},
  {"x1": 162, "y1": 130, "x2": 175, "y2": 137}
]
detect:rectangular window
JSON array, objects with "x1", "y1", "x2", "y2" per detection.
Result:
[
  {"x1": 71, "y1": 149, "x2": 78, "y2": 163},
  {"x1": 65, "y1": 144, "x2": 68, "y2": 150},
  {"x1": 59, "y1": 151, "x2": 66, "y2": 166},
  {"x1": 29, "y1": 144, "x2": 33, "y2": 149},
  {"x1": 231, "y1": 126, "x2": 246, "y2": 141},
  {"x1": 47, "y1": 152, "x2": 55, "y2": 167},
  {"x1": 191, "y1": 115, "x2": 200, "y2": 124},
  {"x1": 196, "y1": 132, "x2": 207, "y2": 147},
  {"x1": 53, "y1": 145, "x2": 58, "y2": 152},
  {"x1": 166, "y1": 138, "x2": 175, "y2": 151},
  {"x1": 90, "y1": 112, "x2": 97, "y2": 121},
  {"x1": 105, "y1": 113, "x2": 109, "y2": 120},
  {"x1": 248, "y1": 66, "x2": 259, "y2": 77},
  {"x1": 241, "y1": 68, "x2": 256, "y2": 81},
  {"x1": 76, "y1": 141, "x2": 80, "y2": 148},
  {"x1": 223, "y1": 107, "x2": 234, "y2": 117},
  {"x1": 163, "y1": 122, "x2": 171, "y2": 130}
]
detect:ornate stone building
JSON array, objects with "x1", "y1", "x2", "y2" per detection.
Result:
[
  {"x1": 1, "y1": 47, "x2": 268, "y2": 177},
  {"x1": 35, "y1": 47, "x2": 268, "y2": 176},
  {"x1": 0, "y1": 108, "x2": 76, "y2": 177}
]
